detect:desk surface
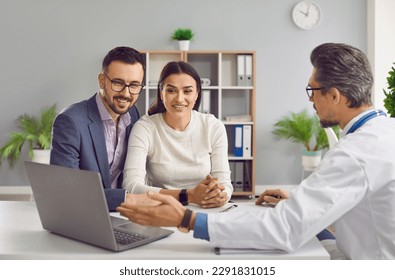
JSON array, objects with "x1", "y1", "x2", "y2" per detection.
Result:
[{"x1": 0, "y1": 201, "x2": 329, "y2": 260}]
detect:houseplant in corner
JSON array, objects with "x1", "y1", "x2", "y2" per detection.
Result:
[
  {"x1": 0, "y1": 104, "x2": 57, "y2": 168},
  {"x1": 383, "y1": 63, "x2": 395, "y2": 117},
  {"x1": 171, "y1": 28, "x2": 194, "y2": 51},
  {"x1": 272, "y1": 110, "x2": 339, "y2": 171}
]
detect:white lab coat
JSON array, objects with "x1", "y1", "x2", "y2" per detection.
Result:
[{"x1": 207, "y1": 112, "x2": 395, "y2": 259}]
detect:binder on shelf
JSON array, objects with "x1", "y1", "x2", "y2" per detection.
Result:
[
  {"x1": 237, "y1": 55, "x2": 246, "y2": 86},
  {"x1": 200, "y1": 90, "x2": 211, "y2": 114},
  {"x1": 242, "y1": 125, "x2": 251, "y2": 158},
  {"x1": 234, "y1": 161, "x2": 244, "y2": 191},
  {"x1": 245, "y1": 55, "x2": 253, "y2": 86},
  {"x1": 234, "y1": 125, "x2": 243, "y2": 157},
  {"x1": 229, "y1": 161, "x2": 235, "y2": 186},
  {"x1": 243, "y1": 161, "x2": 252, "y2": 192}
]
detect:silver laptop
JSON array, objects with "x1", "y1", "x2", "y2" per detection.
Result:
[{"x1": 24, "y1": 161, "x2": 174, "y2": 252}]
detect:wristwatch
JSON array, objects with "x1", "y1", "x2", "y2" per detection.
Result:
[
  {"x1": 179, "y1": 189, "x2": 189, "y2": 205},
  {"x1": 178, "y1": 208, "x2": 193, "y2": 233}
]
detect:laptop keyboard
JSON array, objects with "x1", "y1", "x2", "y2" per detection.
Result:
[{"x1": 114, "y1": 230, "x2": 148, "y2": 245}]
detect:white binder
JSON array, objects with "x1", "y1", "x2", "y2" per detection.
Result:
[
  {"x1": 245, "y1": 55, "x2": 253, "y2": 86},
  {"x1": 200, "y1": 90, "x2": 210, "y2": 114},
  {"x1": 242, "y1": 125, "x2": 251, "y2": 158},
  {"x1": 237, "y1": 55, "x2": 246, "y2": 86}
]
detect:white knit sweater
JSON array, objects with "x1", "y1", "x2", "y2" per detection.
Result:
[{"x1": 123, "y1": 110, "x2": 233, "y2": 196}]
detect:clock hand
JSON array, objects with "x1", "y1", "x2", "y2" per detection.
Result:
[
  {"x1": 299, "y1": 10, "x2": 308, "y2": 16},
  {"x1": 306, "y1": 3, "x2": 311, "y2": 16}
]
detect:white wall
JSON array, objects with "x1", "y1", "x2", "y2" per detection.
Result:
[
  {"x1": 0, "y1": 0, "x2": 367, "y2": 186},
  {"x1": 368, "y1": 0, "x2": 395, "y2": 110}
]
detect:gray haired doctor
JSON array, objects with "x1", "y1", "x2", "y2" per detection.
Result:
[{"x1": 117, "y1": 43, "x2": 395, "y2": 260}]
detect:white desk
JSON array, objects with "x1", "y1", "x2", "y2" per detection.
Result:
[{"x1": 0, "y1": 201, "x2": 329, "y2": 260}]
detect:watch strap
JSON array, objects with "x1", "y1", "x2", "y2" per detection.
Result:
[
  {"x1": 179, "y1": 189, "x2": 189, "y2": 205},
  {"x1": 178, "y1": 208, "x2": 193, "y2": 233}
]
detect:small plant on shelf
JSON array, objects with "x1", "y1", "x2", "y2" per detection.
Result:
[{"x1": 171, "y1": 28, "x2": 194, "y2": 41}]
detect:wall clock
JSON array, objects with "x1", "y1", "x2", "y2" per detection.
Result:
[{"x1": 292, "y1": 1, "x2": 321, "y2": 30}]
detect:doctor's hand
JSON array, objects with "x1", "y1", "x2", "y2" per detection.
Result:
[
  {"x1": 117, "y1": 191, "x2": 192, "y2": 228},
  {"x1": 255, "y1": 189, "x2": 289, "y2": 205}
]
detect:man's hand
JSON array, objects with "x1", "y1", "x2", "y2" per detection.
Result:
[
  {"x1": 124, "y1": 193, "x2": 161, "y2": 206},
  {"x1": 255, "y1": 189, "x2": 289, "y2": 205},
  {"x1": 117, "y1": 191, "x2": 187, "y2": 228}
]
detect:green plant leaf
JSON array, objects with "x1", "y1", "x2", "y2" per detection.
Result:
[
  {"x1": 272, "y1": 110, "x2": 340, "y2": 151},
  {"x1": 0, "y1": 104, "x2": 57, "y2": 168},
  {"x1": 383, "y1": 64, "x2": 395, "y2": 117},
  {"x1": 171, "y1": 28, "x2": 194, "y2": 41}
]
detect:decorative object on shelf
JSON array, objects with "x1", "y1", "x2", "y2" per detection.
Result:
[
  {"x1": 0, "y1": 104, "x2": 57, "y2": 168},
  {"x1": 272, "y1": 110, "x2": 339, "y2": 170},
  {"x1": 201, "y1": 78, "x2": 211, "y2": 86},
  {"x1": 383, "y1": 63, "x2": 395, "y2": 117},
  {"x1": 171, "y1": 28, "x2": 194, "y2": 51},
  {"x1": 292, "y1": 1, "x2": 321, "y2": 30}
]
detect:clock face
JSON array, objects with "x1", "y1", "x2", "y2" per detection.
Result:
[{"x1": 292, "y1": 1, "x2": 321, "y2": 30}]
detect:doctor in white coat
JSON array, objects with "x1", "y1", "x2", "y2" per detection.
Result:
[{"x1": 117, "y1": 43, "x2": 395, "y2": 260}]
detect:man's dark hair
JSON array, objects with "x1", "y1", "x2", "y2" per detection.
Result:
[{"x1": 102, "y1": 46, "x2": 146, "y2": 82}]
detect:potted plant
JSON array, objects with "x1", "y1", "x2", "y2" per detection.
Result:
[
  {"x1": 383, "y1": 63, "x2": 395, "y2": 117},
  {"x1": 0, "y1": 104, "x2": 57, "y2": 168},
  {"x1": 171, "y1": 28, "x2": 194, "y2": 51},
  {"x1": 272, "y1": 110, "x2": 340, "y2": 170}
]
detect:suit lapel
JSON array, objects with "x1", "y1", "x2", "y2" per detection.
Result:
[{"x1": 87, "y1": 95, "x2": 111, "y2": 189}]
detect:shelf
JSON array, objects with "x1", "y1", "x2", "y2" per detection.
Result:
[{"x1": 228, "y1": 156, "x2": 253, "y2": 160}]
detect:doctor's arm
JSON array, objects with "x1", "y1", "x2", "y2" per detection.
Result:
[{"x1": 119, "y1": 191, "x2": 195, "y2": 228}]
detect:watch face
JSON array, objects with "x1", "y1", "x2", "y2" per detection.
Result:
[{"x1": 292, "y1": 1, "x2": 321, "y2": 30}]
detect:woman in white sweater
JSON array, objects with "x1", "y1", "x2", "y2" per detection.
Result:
[{"x1": 123, "y1": 61, "x2": 233, "y2": 208}]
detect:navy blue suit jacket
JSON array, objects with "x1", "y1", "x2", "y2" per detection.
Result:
[{"x1": 50, "y1": 94, "x2": 140, "y2": 211}]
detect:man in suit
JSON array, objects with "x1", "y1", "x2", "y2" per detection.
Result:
[{"x1": 50, "y1": 46, "x2": 145, "y2": 211}]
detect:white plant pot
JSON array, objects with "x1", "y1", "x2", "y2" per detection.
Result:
[
  {"x1": 302, "y1": 149, "x2": 322, "y2": 171},
  {"x1": 32, "y1": 149, "x2": 51, "y2": 164},
  {"x1": 178, "y1": 40, "x2": 190, "y2": 51}
]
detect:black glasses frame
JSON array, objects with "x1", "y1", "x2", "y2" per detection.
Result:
[
  {"x1": 306, "y1": 86, "x2": 323, "y2": 98},
  {"x1": 103, "y1": 72, "x2": 144, "y2": 95}
]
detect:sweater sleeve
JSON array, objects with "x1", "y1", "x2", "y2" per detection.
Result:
[
  {"x1": 122, "y1": 118, "x2": 162, "y2": 193},
  {"x1": 208, "y1": 116, "x2": 233, "y2": 198}
]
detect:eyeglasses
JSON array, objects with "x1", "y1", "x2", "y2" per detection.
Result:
[
  {"x1": 306, "y1": 86, "x2": 323, "y2": 99},
  {"x1": 103, "y1": 72, "x2": 144, "y2": 95}
]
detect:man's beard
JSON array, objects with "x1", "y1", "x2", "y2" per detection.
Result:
[
  {"x1": 319, "y1": 119, "x2": 339, "y2": 128},
  {"x1": 108, "y1": 96, "x2": 132, "y2": 115},
  {"x1": 102, "y1": 88, "x2": 134, "y2": 115}
]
